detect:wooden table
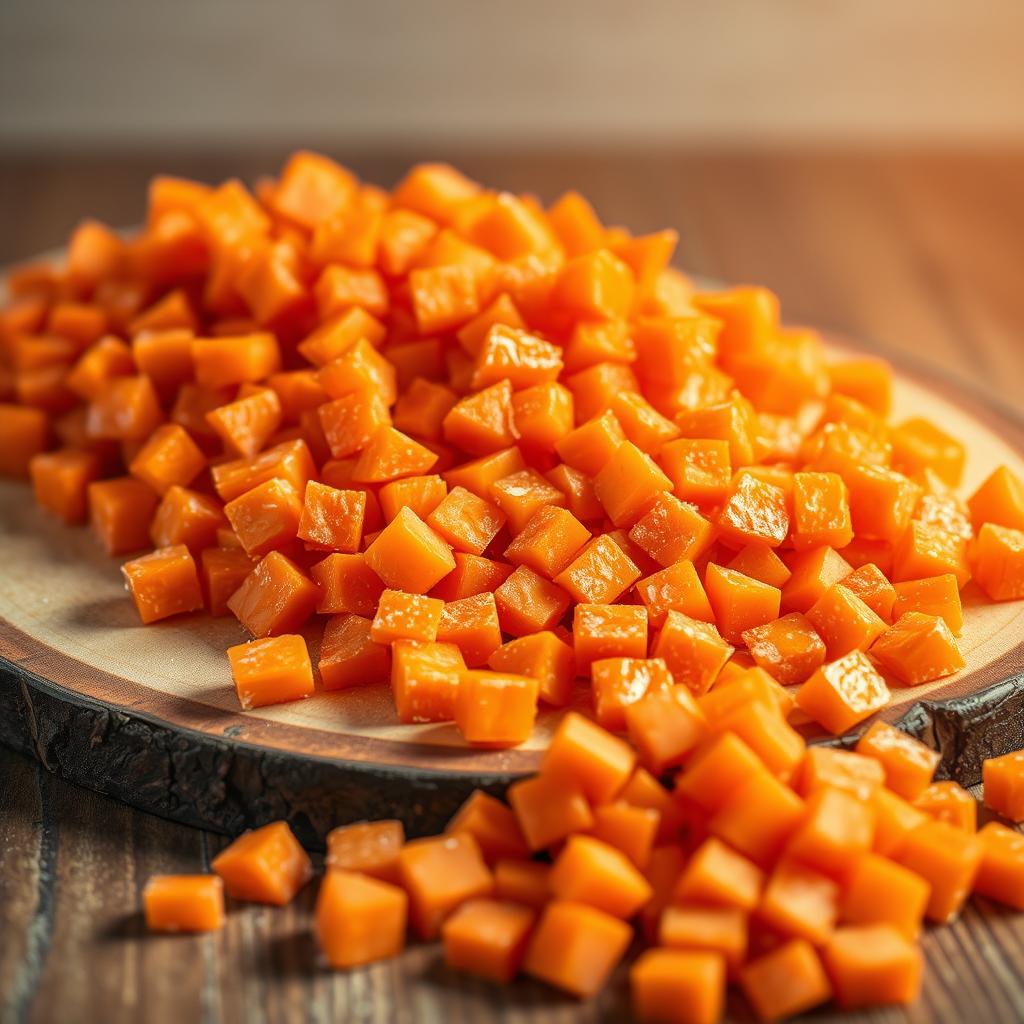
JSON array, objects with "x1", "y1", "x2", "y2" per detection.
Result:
[{"x1": 2, "y1": 148, "x2": 1023, "y2": 1023}]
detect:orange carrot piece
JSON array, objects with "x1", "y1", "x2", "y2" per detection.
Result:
[
  {"x1": 822, "y1": 924, "x2": 923, "y2": 1009},
  {"x1": 122, "y1": 544, "x2": 204, "y2": 623},
  {"x1": 870, "y1": 612, "x2": 964, "y2": 685},
  {"x1": 316, "y1": 869, "x2": 408, "y2": 969},
  {"x1": 982, "y1": 750, "x2": 1024, "y2": 821},
  {"x1": 211, "y1": 820, "x2": 312, "y2": 905},
  {"x1": 390, "y1": 639, "x2": 466, "y2": 722},
  {"x1": 488, "y1": 630, "x2": 576, "y2": 707},
  {"x1": 795, "y1": 651, "x2": 890, "y2": 735},
  {"x1": 631, "y1": 949, "x2": 726, "y2": 1024},
  {"x1": 442, "y1": 898, "x2": 536, "y2": 983},
  {"x1": 740, "y1": 939, "x2": 831, "y2": 1022},
  {"x1": 325, "y1": 820, "x2": 405, "y2": 883},
  {"x1": 974, "y1": 822, "x2": 1024, "y2": 909},
  {"x1": 143, "y1": 875, "x2": 224, "y2": 933},
  {"x1": 227, "y1": 550, "x2": 319, "y2": 637}
]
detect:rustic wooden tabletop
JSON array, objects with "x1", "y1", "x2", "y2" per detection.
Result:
[{"x1": 1, "y1": 147, "x2": 1023, "y2": 1024}]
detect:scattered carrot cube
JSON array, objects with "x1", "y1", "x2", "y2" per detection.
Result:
[
  {"x1": 631, "y1": 949, "x2": 726, "y2": 1024},
  {"x1": 503, "y1": 504, "x2": 590, "y2": 578},
  {"x1": 674, "y1": 836, "x2": 764, "y2": 911},
  {"x1": 426, "y1": 484, "x2": 506, "y2": 555},
  {"x1": 390, "y1": 638, "x2": 466, "y2": 722},
  {"x1": 914, "y1": 780, "x2": 977, "y2": 832},
  {"x1": 591, "y1": 657, "x2": 674, "y2": 732},
  {"x1": 143, "y1": 875, "x2": 224, "y2": 933},
  {"x1": 494, "y1": 565, "x2": 572, "y2": 636},
  {"x1": 364, "y1": 505, "x2": 456, "y2": 593},
  {"x1": 636, "y1": 561, "x2": 714, "y2": 628},
  {"x1": 714, "y1": 471, "x2": 790, "y2": 549},
  {"x1": 626, "y1": 688, "x2": 707, "y2": 775},
  {"x1": 454, "y1": 669, "x2": 539, "y2": 748},
  {"x1": 211, "y1": 820, "x2": 312, "y2": 904},
  {"x1": 88, "y1": 476, "x2": 160, "y2": 554},
  {"x1": 442, "y1": 898, "x2": 536, "y2": 983},
  {"x1": 493, "y1": 859, "x2": 552, "y2": 910},
  {"x1": 508, "y1": 772, "x2": 594, "y2": 852},
  {"x1": 739, "y1": 939, "x2": 831, "y2": 1022},
  {"x1": 128, "y1": 423, "x2": 206, "y2": 495},
  {"x1": 971, "y1": 523, "x2": 1024, "y2": 601},
  {"x1": 795, "y1": 651, "x2": 890, "y2": 735},
  {"x1": 822, "y1": 924, "x2": 923, "y2": 1009},
  {"x1": 705, "y1": 564, "x2": 781, "y2": 644},
  {"x1": 896, "y1": 819, "x2": 982, "y2": 923},
  {"x1": 122, "y1": 543, "x2": 204, "y2": 623},
  {"x1": 316, "y1": 868, "x2": 408, "y2": 969},
  {"x1": 652, "y1": 610, "x2": 733, "y2": 695},
  {"x1": 227, "y1": 634, "x2": 314, "y2": 709},
  {"x1": 488, "y1": 630, "x2": 575, "y2": 706},
  {"x1": 967, "y1": 464, "x2": 1024, "y2": 532},
  {"x1": 871, "y1": 612, "x2": 964, "y2": 685},
  {"x1": 742, "y1": 612, "x2": 826, "y2": 685},
  {"x1": 371, "y1": 589, "x2": 443, "y2": 644},
  {"x1": 227, "y1": 550, "x2": 319, "y2": 637},
  {"x1": 983, "y1": 750, "x2": 1024, "y2": 821},
  {"x1": 224, "y1": 476, "x2": 302, "y2": 557},
  {"x1": 325, "y1": 820, "x2": 405, "y2": 883},
  {"x1": 30, "y1": 448, "x2": 102, "y2": 523},
  {"x1": 806, "y1": 583, "x2": 887, "y2": 660},
  {"x1": 573, "y1": 603, "x2": 648, "y2": 675},
  {"x1": 974, "y1": 822, "x2": 1024, "y2": 910}
]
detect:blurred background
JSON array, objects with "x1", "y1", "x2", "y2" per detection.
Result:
[{"x1": 1, "y1": 0, "x2": 1022, "y2": 391}]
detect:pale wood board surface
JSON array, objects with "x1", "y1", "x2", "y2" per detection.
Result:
[{"x1": 1, "y1": 147, "x2": 1023, "y2": 1023}]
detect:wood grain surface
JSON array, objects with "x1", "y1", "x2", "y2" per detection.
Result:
[{"x1": 1, "y1": 147, "x2": 1023, "y2": 1023}]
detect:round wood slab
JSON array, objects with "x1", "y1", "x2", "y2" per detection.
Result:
[{"x1": 2, "y1": 327, "x2": 1023, "y2": 844}]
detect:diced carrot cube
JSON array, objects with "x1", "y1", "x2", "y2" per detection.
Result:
[
  {"x1": 586, "y1": 801, "x2": 659, "y2": 870},
  {"x1": 742, "y1": 612, "x2": 826, "y2": 685},
  {"x1": 967, "y1": 465, "x2": 1024, "y2": 532},
  {"x1": 364, "y1": 505, "x2": 455, "y2": 593},
  {"x1": 508, "y1": 772, "x2": 594, "y2": 852},
  {"x1": 675, "y1": 396, "x2": 758, "y2": 467},
  {"x1": 854, "y1": 720, "x2": 939, "y2": 800},
  {"x1": 872, "y1": 789, "x2": 929, "y2": 859},
  {"x1": 914, "y1": 780, "x2": 977, "y2": 832},
  {"x1": 436, "y1": 592, "x2": 502, "y2": 667},
  {"x1": 511, "y1": 381, "x2": 574, "y2": 451},
  {"x1": 658, "y1": 904, "x2": 747, "y2": 971},
  {"x1": 0, "y1": 404, "x2": 49, "y2": 477},
  {"x1": 631, "y1": 949, "x2": 726, "y2": 1024},
  {"x1": 426, "y1": 485, "x2": 506, "y2": 555},
  {"x1": 310, "y1": 552, "x2": 384, "y2": 617},
  {"x1": 891, "y1": 417, "x2": 964, "y2": 487},
  {"x1": 392, "y1": 377, "x2": 458, "y2": 440},
  {"x1": 838, "y1": 563, "x2": 897, "y2": 621},
  {"x1": 494, "y1": 565, "x2": 572, "y2": 637},
  {"x1": 974, "y1": 822, "x2": 1024, "y2": 910},
  {"x1": 971, "y1": 523, "x2": 1024, "y2": 601},
  {"x1": 636, "y1": 561, "x2": 714, "y2": 629},
  {"x1": 223, "y1": 477, "x2": 302, "y2": 557},
  {"x1": 143, "y1": 875, "x2": 224, "y2": 933},
  {"x1": 708, "y1": 770, "x2": 805, "y2": 866},
  {"x1": 806, "y1": 583, "x2": 887, "y2": 660},
  {"x1": 673, "y1": 836, "x2": 764, "y2": 911},
  {"x1": 454, "y1": 669, "x2": 538, "y2": 748},
  {"x1": 524, "y1": 899, "x2": 632, "y2": 998},
  {"x1": 540, "y1": 711, "x2": 636, "y2": 805},
  {"x1": 326, "y1": 820, "x2": 405, "y2": 883},
  {"x1": 227, "y1": 634, "x2": 314, "y2": 709},
  {"x1": 554, "y1": 534, "x2": 641, "y2": 604},
  {"x1": 891, "y1": 521, "x2": 970, "y2": 588},
  {"x1": 390, "y1": 639, "x2": 466, "y2": 722},
  {"x1": 409, "y1": 263, "x2": 480, "y2": 335},
  {"x1": 211, "y1": 438, "x2": 316, "y2": 502},
  {"x1": 715, "y1": 472, "x2": 790, "y2": 550},
  {"x1": 316, "y1": 868, "x2": 408, "y2": 968},
  {"x1": 488, "y1": 630, "x2": 576, "y2": 707},
  {"x1": 758, "y1": 857, "x2": 839, "y2": 946},
  {"x1": 786, "y1": 785, "x2": 875, "y2": 877},
  {"x1": 471, "y1": 324, "x2": 563, "y2": 390},
  {"x1": 572, "y1": 603, "x2": 647, "y2": 675},
  {"x1": 591, "y1": 657, "x2": 674, "y2": 732},
  {"x1": 227, "y1": 550, "x2": 319, "y2": 637},
  {"x1": 371, "y1": 589, "x2": 444, "y2": 644},
  {"x1": 555, "y1": 410, "x2": 626, "y2": 476},
  {"x1": 740, "y1": 939, "x2": 832, "y2": 1022},
  {"x1": 795, "y1": 651, "x2": 889, "y2": 735},
  {"x1": 609, "y1": 389, "x2": 680, "y2": 454},
  {"x1": 211, "y1": 820, "x2": 312, "y2": 904},
  {"x1": 88, "y1": 477, "x2": 160, "y2": 555},
  {"x1": 442, "y1": 898, "x2": 535, "y2": 984},
  {"x1": 895, "y1": 819, "x2": 982, "y2": 922},
  {"x1": 593, "y1": 440, "x2": 673, "y2": 528},
  {"x1": 705, "y1": 564, "x2": 781, "y2": 644},
  {"x1": 626, "y1": 688, "x2": 707, "y2": 775},
  {"x1": 150, "y1": 484, "x2": 225, "y2": 552},
  {"x1": 318, "y1": 336, "x2": 396, "y2": 405},
  {"x1": 443, "y1": 378, "x2": 517, "y2": 455},
  {"x1": 797, "y1": 747, "x2": 885, "y2": 802},
  {"x1": 398, "y1": 832, "x2": 492, "y2": 939},
  {"x1": 628, "y1": 492, "x2": 713, "y2": 568},
  {"x1": 675, "y1": 732, "x2": 766, "y2": 814},
  {"x1": 122, "y1": 544, "x2": 204, "y2": 624},
  {"x1": 446, "y1": 790, "x2": 529, "y2": 864},
  {"x1": 86, "y1": 375, "x2": 164, "y2": 441},
  {"x1": 504, "y1": 505, "x2": 590, "y2": 578},
  {"x1": 317, "y1": 390, "x2": 391, "y2": 459},
  {"x1": 840, "y1": 852, "x2": 930, "y2": 940},
  {"x1": 488, "y1": 467, "x2": 567, "y2": 535},
  {"x1": 846, "y1": 464, "x2": 921, "y2": 542},
  {"x1": 319, "y1": 613, "x2": 389, "y2": 690},
  {"x1": 430, "y1": 551, "x2": 511, "y2": 601},
  {"x1": 871, "y1": 612, "x2": 964, "y2": 685},
  {"x1": 550, "y1": 834, "x2": 652, "y2": 918},
  {"x1": 29, "y1": 448, "x2": 102, "y2": 523},
  {"x1": 699, "y1": 667, "x2": 793, "y2": 725},
  {"x1": 201, "y1": 546, "x2": 256, "y2": 615},
  {"x1": 781, "y1": 545, "x2": 852, "y2": 614},
  {"x1": 983, "y1": 749, "x2": 1024, "y2": 821},
  {"x1": 822, "y1": 924, "x2": 923, "y2": 1009}
]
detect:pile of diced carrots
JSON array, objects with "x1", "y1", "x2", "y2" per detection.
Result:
[{"x1": 3, "y1": 152, "x2": 1024, "y2": 1018}]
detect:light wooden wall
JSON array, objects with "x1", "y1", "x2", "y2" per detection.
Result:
[{"x1": 1, "y1": 0, "x2": 1022, "y2": 147}]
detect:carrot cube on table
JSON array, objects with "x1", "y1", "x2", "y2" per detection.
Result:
[
  {"x1": 317, "y1": 335, "x2": 395, "y2": 402},
  {"x1": 0, "y1": 403, "x2": 50, "y2": 477},
  {"x1": 88, "y1": 476, "x2": 160, "y2": 554},
  {"x1": 442, "y1": 446, "x2": 525, "y2": 498},
  {"x1": 739, "y1": 939, "x2": 831, "y2": 1022},
  {"x1": 319, "y1": 613, "x2": 390, "y2": 690},
  {"x1": 191, "y1": 333, "x2": 280, "y2": 390},
  {"x1": 806, "y1": 583, "x2": 887, "y2": 660},
  {"x1": 122, "y1": 544, "x2": 204, "y2": 624},
  {"x1": 872, "y1": 790, "x2": 928, "y2": 859},
  {"x1": 845, "y1": 464, "x2": 921, "y2": 543},
  {"x1": 553, "y1": 534, "x2": 640, "y2": 604},
  {"x1": 554, "y1": 409, "x2": 625, "y2": 477},
  {"x1": 503, "y1": 505, "x2": 590, "y2": 579},
  {"x1": 636, "y1": 560, "x2": 714, "y2": 628},
  {"x1": 705, "y1": 564, "x2": 781, "y2": 645},
  {"x1": 441, "y1": 379, "x2": 516, "y2": 456},
  {"x1": 838, "y1": 562, "x2": 897, "y2": 621},
  {"x1": 143, "y1": 875, "x2": 224, "y2": 933},
  {"x1": 295, "y1": 480, "x2": 366, "y2": 553},
  {"x1": 592, "y1": 440, "x2": 672, "y2": 529},
  {"x1": 758, "y1": 858, "x2": 840, "y2": 946},
  {"x1": 983, "y1": 749, "x2": 1024, "y2": 821},
  {"x1": 471, "y1": 323, "x2": 563, "y2": 390},
  {"x1": 211, "y1": 438, "x2": 317, "y2": 503},
  {"x1": 507, "y1": 772, "x2": 594, "y2": 852},
  {"x1": 854, "y1": 720, "x2": 939, "y2": 800},
  {"x1": 446, "y1": 790, "x2": 529, "y2": 864},
  {"x1": 310, "y1": 552, "x2": 384, "y2": 617},
  {"x1": 315, "y1": 868, "x2": 408, "y2": 969},
  {"x1": 714, "y1": 700, "x2": 805, "y2": 781},
  {"x1": 591, "y1": 657, "x2": 674, "y2": 733},
  {"x1": 370, "y1": 589, "x2": 444, "y2": 645},
  {"x1": 200, "y1": 547, "x2": 255, "y2": 616},
  {"x1": 211, "y1": 820, "x2": 312, "y2": 904},
  {"x1": 29, "y1": 448, "x2": 102, "y2": 523},
  {"x1": 786, "y1": 785, "x2": 875, "y2": 877},
  {"x1": 781, "y1": 545, "x2": 853, "y2": 614},
  {"x1": 652, "y1": 610, "x2": 733, "y2": 696},
  {"x1": 149, "y1": 484, "x2": 225, "y2": 552},
  {"x1": 891, "y1": 521, "x2": 970, "y2": 588},
  {"x1": 971, "y1": 523, "x2": 1024, "y2": 601},
  {"x1": 896, "y1": 819, "x2": 982, "y2": 923},
  {"x1": 227, "y1": 550, "x2": 319, "y2": 637},
  {"x1": 127, "y1": 423, "x2": 205, "y2": 495},
  {"x1": 673, "y1": 836, "x2": 764, "y2": 911},
  {"x1": 390, "y1": 638, "x2": 466, "y2": 722},
  {"x1": 454, "y1": 670, "x2": 539, "y2": 748},
  {"x1": 430, "y1": 551, "x2": 511, "y2": 602},
  {"x1": 493, "y1": 565, "x2": 572, "y2": 637},
  {"x1": 841, "y1": 852, "x2": 930, "y2": 939},
  {"x1": 974, "y1": 822, "x2": 1024, "y2": 910},
  {"x1": 914, "y1": 780, "x2": 977, "y2": 832},
  {"x1": 658, "y1": 904, "x2": 747, "y2": 971},
  {"x1": 86, "y1": 376, "x2": 164, "y2": 441},
  {"x1": 227, "y1": 634, "x2": 314, "y2": 710},
  {"x1": 586, "y1": 802, "x2": 659, "y2": 871},
  {"x1": 795, "y1": 650, "x2": 890, "y2": 735},
  {"x1": 797, "y1": 746, "x2": 885, "y2": 801},
  {"x1": 675, "y1": 394, "x2": 757, "y2": 466},
  {"x1": 442, "y1": 898, "x2": 536, "y2": 984},
  {"x1": 426, "y1": 484, "x2": 506, "y2": 555},
  {"x1": 871, "y1": 612, "x2": 965, "y2": 685},
  {"x1": 206, "y1": 387, "x2": 282, "y2": 458},
  {"x1": 822, "y1": 924, "x2": 923, "y2": 1009},
  {"x1": 726, "y1": 542, "x2": 792, "y2": 590},
  {"x1": 709, "y1": 770, "x2": 805, "y2": 867},
  {"x1": 524, "y1": 899, "x2": 632, "y2": 998},
  {"x1": 493, "y1": 859, "x2": 551, "y2": 910},
  {"x1": 967, "y1": 465, "x2": 1024, "y2": 532},
  {"x1": 659, "y1": 437, "x2": 732, "y2": 506},
  {"x1": 741, "y1": 612, "x2": 825, "y2": 686},
  {"x1": 325, "y1": 820, "x2": 405, "y2": 884},
  {"x1": 350, "y1": 425, "x2": 438, "y2": 483},
  {"x1": 364, "y1": 505, "x2": 455, "y2": 594},
  {"x1": 891, "y1": 417, "x2": 964, "y2": 487},
  {"x1": 317, "y1": 388, "x2": 391, "y2": 460},
  {"x1": 487, "y1": 630, "x2": 575, "y2": 707},
  {"x1": 572, "y1": 603, "x2": 648, "y2": 675},
  {"x1": 675, "y1": 733, "x2": 765, "y2": 814},
  {"x1": 541, "y1": 711, "x2": 636, "y2": 806},
  {"x1": 511, "y1": 381, "x2": 574, "y2": 451},
  {"x1": 436, "y1": 593, "x2": 502, "y2": 666},
  {"x1": 379, "y1": 476, "x2": 448, "y2": 528},
  {"x1": 549, "y1": 834, "x2": 652, "y2": 919},
  {"x1": 224, "y1": 477, "x2": 303, "y2": 557},
  {"x1": 625, "y1": 688, "x2": 706, "y2": 775},
  {"x1": 398, "y1": 833, "x2": 492, "y2": 939},
  {"x1": 628, "y1": 492, "x2": 713, "y2": 568},
  {"x1": 630, "y1": 948, "x2": 726, "y2": 1024}
]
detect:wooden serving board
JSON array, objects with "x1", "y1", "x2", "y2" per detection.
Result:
[{"x1": 2, "y1": 329, "x2": 1024, "y2": 844}]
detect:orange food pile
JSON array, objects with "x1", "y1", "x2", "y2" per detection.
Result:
[
  {"x1": 4, "y1": 153, "x2": 1024, "y2": 1016},
  {"x1": 144, "y1": 736, "x2": 1024, "y2": 1020}
]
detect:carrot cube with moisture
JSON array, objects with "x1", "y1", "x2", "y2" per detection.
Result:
[
  {"x1": 310, "y1": 552, "x2": 384, "y2": 617},
  {"x1": 437, "y1": 592, "x2": 503, "y2": 666},
  {"x1": 626, "y1": 687, "x2": 707, "y2": 774},
  {"x1": 364, "y1": 506, "x2": 455, "y2": 593},
  {"x1": 443, "y1": 379, "x2": 517, "y2": 455},
  {"x1": 806, "y1": 583, "x2": 887, "y2": 660},
  {"x1": 30, "y1": 448, "x2": 102, "y2": 523},
  {"x1": 122, "y1": 544, "x2": 204, "y2": 623},
  {"x1": 446, "y1": 791, "x2": 529, "y2": 863},
  {"x1": 296, "y1": 481, "x2": 366, "y2": 553},
  {"x1": 631, "y1": 949, "x2": 726, "y2": 1024},
  {"x1": 488, "y1": 630, "x2": 576, "y2": 706},
  {"x1": 511, "y1": 381, "x2": 574, "y2": 450},
  {"x1": 628, "y1": 492, "x2": 713, "y2": 568},
  {"x1": 553, "y1": 534, "x2": 641, "y2": 604},
  {"x1": 326, "y1": 820, "x2": 405, "y2": 883},
  {"x1": 714, "y1": 471, "x2": 790, "y2": 549},
  {"x1": 398, "y1": 832, "x2": 493, "y2": 939},
  {"x1": 454, "y1": 670, "x2": 539, "y2": 748},
  {"x1": 709, "y1": 770, "x2": 805, "y2": 867},
  {"x1": 442, "y1": 898, "x2": 536, "y2": 983},
  {"x1": 494, "y1": 565, "x2": 572, "y2": 637},
  {"x1": 550, "y1": 835, "x2": 653, "y2": 919},
  {"x1": 503, "y1": 505, "x2": 590, "y2": 578},
  {"x1": 892, "y1": 521, "x2": 970, "y2": 588},
  {"x1": 508, "y1": 772, "x2": 594, "y2": 852},
  {"x1": 742, "y1": 612, "x2": 825, "y2": 686},
  {"x1": 573, "y1": 603, "x2": 648, "y2": 674},
  {"x1": 591, "y1": 657, "x2": 674, "y2": 732},
  {"x1": 317, "y1": 390, "x2": 391, "y2": 459},
  {"x1": 593, "y1": 441, "x2": 672, "y2": 528},
  {"x1": 870, "y1": 612, "x2": 964, "y2": 685},
  {"x1": 224, "y1": 477, "x2": 302, "y2": 557},
  {"x1": 674, "y1": 836, "x2": 765, "y2": 911},
  {"x1": 128, "y1": 423, "x2": 206, "y2": 495},
  {"x1": 316, "y1": 869, "x2": 408, "y2": 969},
  {"x1": 795, "y1": 651, "x2": 890, "y2": 735},
  {"x1": 652, "y1": 610, "x2": 732, "y2": 696},
  {"x1": 191, "y1": 333, "x2": 280, "y2": 389},
  {"x1": 798, "y1": 746, "x2": 885, "y2": 801},
  {"x1": 319, "y1": 613, "x2": 390, "y2": 689},
  {"x1": 658, "y1": 905, "x2": 747, "y2": 971},
  {"x1": 390, "y1": 639, "x2": 466, "y2": 722},
  {"x1": 89, "y1": 477, "x2": 160, "y2": 554},
  {"x1": 787, "y1": 786, "x2": 875, "y2": 877},
  {"x1": 838, "y1": 562, "x2": 897, "y2": 621},
  {"x1": 494, "y1": 859, "x2": 552, "y2": 910},
  {"x1": 150, "y1": 484, "x2": 226, "y2": 552},
  {"x1": 781, "y1": 545, "x2": 853, "y2": 614},
  {"x1": 659, "y1": 437, "x2": 732, "y2": 507},
  {"x1": 351, "y1": 425, "x2": 439, "y2": 483},
  {"x1": 540, "y1": 711, "x2": 636, "y2": 805},
  {"x1": 86, "y1": 375, "x2": 164, "y2": 440},
  {"x1": 227, "y1": 550, "x2": 319, "y2": 637},
  {"x1": 227, "y1": 634, "x2": 314, "y2": 709},
  {"x1": 854, "y1": 720, "x2": 940, "y2": 800},
  {"x1": 636, "y1": 561, "x2": 714, "y2": 628},
  {"x1": 211, "y1": 438, "x2": 317, "y2": 502},
  {"x1": 211, "y1": 820, "x2": 312, "y2": 904},
  {"x1": 554, "y1": 410, "x2": 626, "y2": 476},
  {"x1": 378, "y1": 474, "x2": 448, "y2": 523},
  {"x1": 967, "y1": 465, "x2": 1024, "y2": 532},
  {"x1": 983, "y1": 750, "x2": 1024, "y2": 821},
  {"x1": 524, "y1": 899, "x2": 632, "y2": 998},
  {"x1": 426, "y1": 485, "x2": 506, "y2": 555},
  {"x1": 841, "y1": 852, "x2": 930, "y2": 939},
  {"x1": 371, "y1": 589, "x2": 443, "y2": 645},
  {"x1": 206, "y1": 387, "x2": 282, "y2": 459},
  {"x1": 791, "y1": 471, "x2": 853, "y2": 550},
  {"x1": 914, "y1": 780, "x2": 977, "y2": 832},
  {"x1": 143, "y1": 875, "x2": 224, "y2": 933}
]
